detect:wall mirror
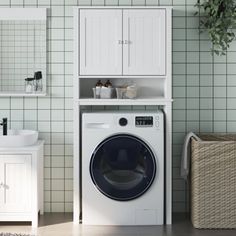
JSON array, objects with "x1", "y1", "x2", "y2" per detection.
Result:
[{"x1": 0, "y1": 8, "x2": 47, "y2": 96}]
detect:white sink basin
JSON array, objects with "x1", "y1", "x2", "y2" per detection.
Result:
[{"x1": 0, "y1": 130, "x2": 38, "y2": 147}]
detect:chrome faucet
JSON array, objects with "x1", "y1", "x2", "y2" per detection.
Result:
[{"x1": 0, "y1": 118, "x2": 7, "y2": 135}]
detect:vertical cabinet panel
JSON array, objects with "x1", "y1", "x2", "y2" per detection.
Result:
[
  {"x1": 80, "y1": 9, "x2": 122, "y2": 75},
  {"x1": 0, "y1": 155, "x2": 31, "y2": 213},
  {"x1": 0, "y1": 162, "x2": 3, "y2": 206},
  {"x1": 123, "y1": 9, "x2": 166, "y2": 75}
]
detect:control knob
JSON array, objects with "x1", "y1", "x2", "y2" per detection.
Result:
[{"x1": 119, "y1": 117, "x2": 128, "y2": 126}]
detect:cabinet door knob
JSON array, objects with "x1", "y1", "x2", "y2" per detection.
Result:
[
  {"x1": 124, "y1": 40, "x2": 132, "y2": 44},
  {"x1": 0, "y1": 183, "x2": 8, "y2": 189},
  {"x1": 118, "y1": 40, "x2": 123, "y2": 44}
]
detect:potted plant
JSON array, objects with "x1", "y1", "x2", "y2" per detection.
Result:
[{"x1": 195, "y1": 0, "x2": 236, "y2": 55}]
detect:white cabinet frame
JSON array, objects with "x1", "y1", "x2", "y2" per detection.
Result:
[
  {"x1": 73, "y1": 6, "x2": 172, "y2": 225},
  {"x1": 0, "y1": 141, "x2": 44, "y2": 227}
]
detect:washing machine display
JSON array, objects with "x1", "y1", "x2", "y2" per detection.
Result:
[
  {"x1": 90, "y1": 134, "x2": 156, "y2": 201},
  {"x1": 135, "y1": 116, "x2": 153, "y2": 127}
]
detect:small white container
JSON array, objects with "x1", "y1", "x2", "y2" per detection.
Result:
[
  {"x1": 125, "y1": 85, "x2": 137, "y2": 99},
  {"x1": 100, "y1": 87, "x2": 113, "y2": 99},
  {"x1": 92, "y1": 87, "x2": 101, "y2": 98},
  {"x1": 115, "y1": 87, "x2": 126, "y2": 99},
  {"x1": 92, "y1": 87, "x2": 114, "y2": 99},
  {"x1": 116, "y1": 85, "x2": 138, "y2": 99}
]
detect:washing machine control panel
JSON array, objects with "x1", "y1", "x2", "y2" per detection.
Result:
[{"x1": 135, "y1": 116, "x2": 153, "y2": 127}]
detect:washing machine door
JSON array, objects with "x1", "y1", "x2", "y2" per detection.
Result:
[{"x1": 90, "y1": 134, "x2": 156, "y2": 201}]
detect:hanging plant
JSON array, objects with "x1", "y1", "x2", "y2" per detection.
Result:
[{"x1": 195, "y1": 0, "x2": 236, "y2": 55}]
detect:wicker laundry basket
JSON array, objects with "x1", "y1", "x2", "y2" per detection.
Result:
[{"x1": 191, "y1": 134, "x2": 236, "y2": 229}]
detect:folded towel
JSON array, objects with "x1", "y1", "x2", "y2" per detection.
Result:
[{"x1": 181, "y1": 132, "x2": 201, "y2": 181}]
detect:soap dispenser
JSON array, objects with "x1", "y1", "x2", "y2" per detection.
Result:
[
  {"x1": 34, "y1": 71, "x2": 43, "y2": 92},
  {"x1": 25, "y1": 77, "x2": 34, "y2": 93}
]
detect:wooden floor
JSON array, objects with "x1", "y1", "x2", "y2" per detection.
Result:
[{"x1": 0, "y1": 213, "x2": 235, "y2": 236}]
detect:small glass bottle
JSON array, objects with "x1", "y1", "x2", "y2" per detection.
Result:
[
  {"x1": 25, "y1": 78, "x2": 34, "y2": 93},
  {"x1": 35, "y1": 78, "x2": 43, "y2": 92},
  {"x1": 34, "y1": 71, "x2": 43, "y2": 92},
  {"x1": 95, "y1": 80, "x2": 103, "y2": 87},
  {"x1": 104, "y1": 80, "x2": 112, "y2": 88},
  {"x1": 95, "y1": 80, "x2": 103, "y2": 98}
]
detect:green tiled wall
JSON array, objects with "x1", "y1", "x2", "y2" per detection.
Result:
[
  {"x1": 171, "y1": 0, "x2": 236, "y2": 212},
  {"x1": 0, "y1": 0, "x2": 233, "y2": 213}
]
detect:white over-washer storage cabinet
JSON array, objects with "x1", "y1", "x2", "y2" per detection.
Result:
[{"x1": 73, "y1": 6, "x2": 172, "y2": 224}]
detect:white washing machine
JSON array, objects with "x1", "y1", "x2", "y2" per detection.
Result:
[{"x1": 82, "y1": 111, "x2": 164, "y2": 225}]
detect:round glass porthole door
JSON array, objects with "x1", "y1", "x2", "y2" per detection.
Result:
[{"x1": 90, "y1": 134, "x2": 156, "y2": 201}]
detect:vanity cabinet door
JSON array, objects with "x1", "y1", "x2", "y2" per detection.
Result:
[
  {"x1": 123, "y1": 9, "x2": 166, "y2": 76},
  {"x1": 0, "y1": 155, "x2": 31, "y2": 213},
  {"x1": 80, "y1": 9, "x2": 123, "y2": 75}
]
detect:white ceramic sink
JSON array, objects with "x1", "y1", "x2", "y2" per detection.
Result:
[{"x1": 0, "y1": 130, "x2": 38, "y2": 147}]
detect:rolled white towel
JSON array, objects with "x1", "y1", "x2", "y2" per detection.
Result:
[{"x1": 180, "y1": 132, "x2": 201, "y2": 181}]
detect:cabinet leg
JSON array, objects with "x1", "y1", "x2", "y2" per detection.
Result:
[
  {"x1": 40, "y1": 196, "x2": 44, "y2": 215},
  {"x1": 32, "y1": 214, "x2": 38, "y2": 228}
]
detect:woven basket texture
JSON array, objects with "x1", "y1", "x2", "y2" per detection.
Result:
[{"x1": 191, "y1": 134, "x2": 236, "y2": 229}]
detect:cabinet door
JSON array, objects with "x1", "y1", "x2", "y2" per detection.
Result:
[
  {"x1": 123, "y1": 9, "x2": 166, "y2": 76},
  {"x1": 80, "y1": 9, "x2": 122, "y2": 75},
  {"x1": 0, "y1": 155, "x2": 31, "y2": 213}
]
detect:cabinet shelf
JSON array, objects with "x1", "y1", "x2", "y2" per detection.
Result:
[
  {"x1": 0, "y1": 91, "x2": 46, "y2": 97},
  {"x1": 77, "y1": 97, "x2": 173, "y2": 106}
]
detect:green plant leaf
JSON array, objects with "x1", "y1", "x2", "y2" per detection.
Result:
[{"x1": 195, "y1": 0, "x2": 236, "y2": 55}]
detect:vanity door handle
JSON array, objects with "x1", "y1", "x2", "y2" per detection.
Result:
[
  {"x1": 118, "y1": 40, "x2": 123, "y2": 44},
  {"x1": 0, "y1": 182, "x2": 8, "y2": 189}
]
